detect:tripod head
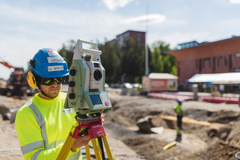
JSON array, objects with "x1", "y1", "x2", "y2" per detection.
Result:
[{"x1": 64, "y1": 39, "x2": 112, "y2": 120}]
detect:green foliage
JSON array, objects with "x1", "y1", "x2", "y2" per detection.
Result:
[
  {"x1": 120, "y1": 37, "x2": 145, "y2": 83},
  {"x1": 149, "y1": 40, "x2": 177, "y2": 75},
  {"x1": 99, "y1": 40, "x2": 121, "y2": 82},
  {"x1": 58, "y1": 40, "x2": 76, "y2": 68},
  {"x1": 170, "y1": 65, "x2": 177, "y2": 76},
  {"x1": 99, "y1": 37, "x2": 145, "y2": 83},
  {"x1": 149, "y1": 46, "x2": 163, "y2": 73}
]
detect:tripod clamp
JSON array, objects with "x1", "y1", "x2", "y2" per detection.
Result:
[{"x1": 76, "y1": 114, "x2": 106, "y2": 139}]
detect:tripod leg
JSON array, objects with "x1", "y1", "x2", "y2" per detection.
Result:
[
  {"x1": 98, "y1": 137, "x2": 105, "y2": 160},
  {"x1": 57, "y1": 135, "x2": 76, "y2": 160},
  {"x1": 85, "y1": 143, "x2": 91, "y2": 160},
  {"x1": 97, "y1": 138, "x2": 102, "y2": 158},
  {"x1": 57, "y1": 124, "x2": 81, "y2": 160},
  {"x1": 91, "y1": 139, "x2": 102, "y2": 160},
  {"x1": 102, "y1": 136, "x2": 114, "y2": 160}
]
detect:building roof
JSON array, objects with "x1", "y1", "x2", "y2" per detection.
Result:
[
  {"x1": 149, "y1": 73, "x2": 178, "y2": 80},
  {"x1": 187, "y1": 72, "x2": 240, "y2": 84},
  {"x1": 116, "y1": 30, "x2": 146, "y2": 37},
  {"x1": 170, "y1": 35, "x2": 240, "y2": 52}
]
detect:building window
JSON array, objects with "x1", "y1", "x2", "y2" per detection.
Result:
[
  {"x1": 229, "y1": 55, "x2": 233, "y2": 69},
  {"x1": 235, "y1": 53, "x2": 240, "y2": 57},
  {"x1": 199, "y1": 59, "x2": 202, "y2": 72},
  {"x1": 225, "y1": 56, "x2": 228, "y2": 66},
  {"x1": 216, "y1": 56, "x2": 228, "y2": 67},
  {"x1": 119, "y1": 36, "x2": 124, "y2": 46},
  {"x1": 203, "y1": 58, "x2": 211, "y2": 68},
  {"x1": 196, "y1": 59, "x2": 198, "y2": 69},
  {"x1": 178, "y1": 62, "x2": 180, "y2": 76},
  {"x1": 213, "y1": 57, "x2": 216, "y2": 71}
]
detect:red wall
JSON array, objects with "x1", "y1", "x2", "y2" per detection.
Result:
[
  {"x1": 168, "y1": 37, "x2": 240, "y2": 86},
  {"x1": 150, "y1": 79, "x2": 167, "y2": 91}
]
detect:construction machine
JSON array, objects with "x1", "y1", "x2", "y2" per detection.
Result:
[{"x1": 0, "y1": 57, "x2": 37, "y2": 96}]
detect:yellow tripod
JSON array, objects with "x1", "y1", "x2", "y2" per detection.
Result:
[{"x1": 57, "y1": 117, "x2": 114, "y2": 160}]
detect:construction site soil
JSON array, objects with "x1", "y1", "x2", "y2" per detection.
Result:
[{"x1": 1, "y1": 92, "x2": 240, "y2": 160}]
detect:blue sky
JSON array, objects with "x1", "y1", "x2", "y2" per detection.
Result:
[{"x1": 0, "y1": 0, "x2": 240, "y2": 79}]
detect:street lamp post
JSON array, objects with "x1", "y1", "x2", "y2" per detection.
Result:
[{"x1": 145, "y1": 4, "x2": 149, "y2": 76}]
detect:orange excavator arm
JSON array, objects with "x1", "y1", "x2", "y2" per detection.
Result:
[{"x1": 0, "y1": 57, "x2": 15, "y2": 69}]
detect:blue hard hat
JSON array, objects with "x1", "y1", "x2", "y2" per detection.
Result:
[
  {"x1": 176, "y1": 99, "x2": 183, "y2": 103},
  {"x1": 31, "y1": 48, "x2": 69, "y2": 78}
]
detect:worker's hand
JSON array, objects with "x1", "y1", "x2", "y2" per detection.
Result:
[
  {"x1": 71, "y1": 134, "x2": 90, "y2": 151},
  {"x1": 100, "y1": 114, "x2": 104, "y2": 124},
  {"x1": 100, "y1": 109, "x2": 104, "y2": 124}
]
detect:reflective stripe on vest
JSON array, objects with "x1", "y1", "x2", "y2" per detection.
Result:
[
  {"x1": 21, "y1": 140, "x2": 44, "y2": 155},
  {"x1": 31, "y1": 150, "x2": 41, "y2": 160},
  {"x1": 21, "y1": 101, "x2": 81, "y2": 160},
  {"x1": 27, "y1": 101, "x2": 49, "y2": 146}
]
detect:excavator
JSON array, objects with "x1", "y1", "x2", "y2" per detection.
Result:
[{"x1": 0, "y1": 57, "x2": 37, "y2": 97}]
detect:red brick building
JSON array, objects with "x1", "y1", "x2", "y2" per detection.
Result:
[
  {"x1": 112, "y1": 30, "x2": 146, "y2": 46},
  {"x1": 167, "y1": 36, "x2": 240, "y2": 90}
]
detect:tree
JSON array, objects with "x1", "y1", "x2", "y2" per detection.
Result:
[
  {"x1": 58, "y1": 40, "x2": 76, "y2": 69},
  {"x1": 120, "y1": 37, "x2": 145, "y2": 83},
  {"x1": 149, "y1": 44, "x2": 164, "y2": 73},
  {"x1": 149, "y1": 41, "x2": 177, "y2": 75},
  {"x1": 98, "y1": 40, "x2": 121, "y2": 83}
]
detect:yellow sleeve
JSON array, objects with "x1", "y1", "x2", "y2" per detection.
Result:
[{"x1": 15, "y1": 108, "x2": 66, "y2": 160}]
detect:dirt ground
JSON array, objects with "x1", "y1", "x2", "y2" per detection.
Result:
[
  {"x1": 104, "y1": 93, "x2": 240, "y2": 160},
  {"x1": 1, "y1": 92, "x2": 240, "y2": 160}
]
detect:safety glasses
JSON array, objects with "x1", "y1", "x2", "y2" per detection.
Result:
[{"x1": 40, "y1": 77, "x2": 64, "y2": 86}]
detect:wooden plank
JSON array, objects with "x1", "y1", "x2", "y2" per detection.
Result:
[
  {"x1": 163, "y1": 141, "x2": 177, "y2": 150},
  {"x1": 161, "y1": 115, "x2": 211, "y2": 127}
]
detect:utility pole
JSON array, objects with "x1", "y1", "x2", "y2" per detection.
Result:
[{"x1": 145, "y1": 4, "x2": 149, "y2": 76}]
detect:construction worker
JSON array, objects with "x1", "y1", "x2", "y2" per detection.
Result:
[
  {"x1": 174, "y1": 99, "x2": 184, "y2": 135},
  {"x1": 15, "y1": 48, "x2": 91, "y2": 160}
]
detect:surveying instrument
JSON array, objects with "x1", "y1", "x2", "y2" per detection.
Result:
[{"x1": 57, "y1": 39, "x2": 114, "y2": 160}]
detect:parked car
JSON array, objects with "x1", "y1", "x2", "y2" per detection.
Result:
[
  {"x1": 120, "y1": 83, "x2": 133, "y2": 89},
  {"x1": 105, "y1": 83, "x2": 109, "y2": 88}
]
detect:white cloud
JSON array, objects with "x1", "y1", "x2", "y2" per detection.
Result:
[
  {"x1": 0, "y1": 2, "x2": 167, "y2": 80},
  {"x1": 230, "y1": 0, "x2": 240, "y2": 3},
  {"x1": 0, "y1": 2, "x2": 125, "y2": 38},
  {"x1": 102, "y1": 0, "x2": 134, "y2": 10},
  {"x1": 120, "y1": 14, "x2": 166, "y2": 24},
  {"x1": 0, "y1": 2, "x2": 124, "y2": 79}
]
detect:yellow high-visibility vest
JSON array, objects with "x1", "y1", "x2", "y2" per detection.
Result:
[
  {"x1": 174, "y1": 104, "x2": 184, "y2": 116},
  {"x1": 15, "y1": 92, "x2": 82, "y2": 160}
]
